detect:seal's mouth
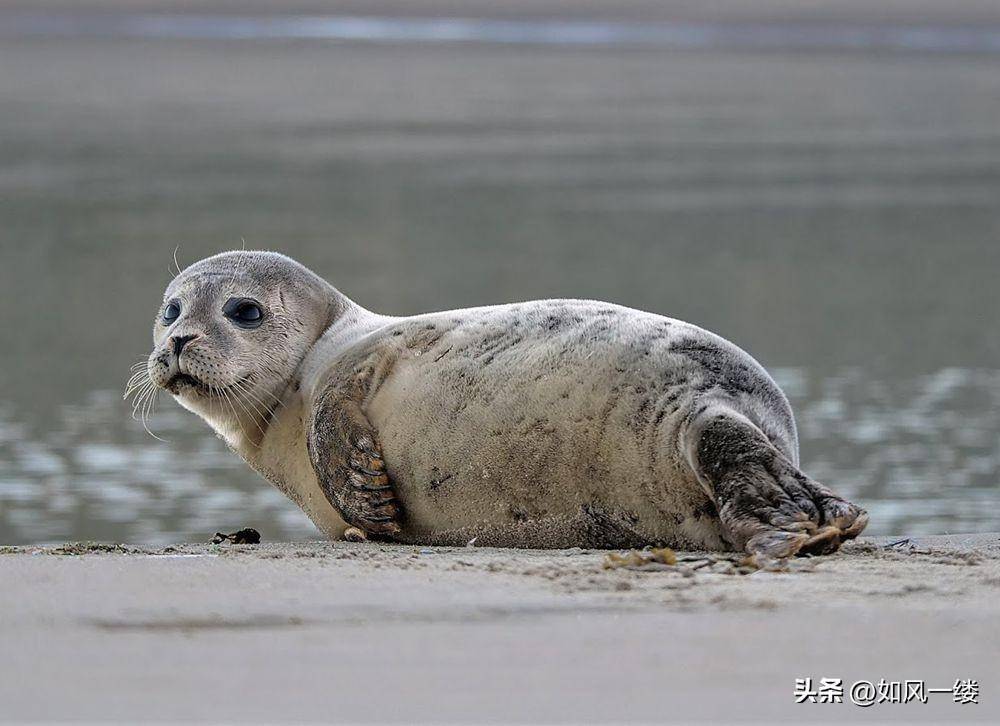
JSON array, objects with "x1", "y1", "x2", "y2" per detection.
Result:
[{"x1": 166, "y1": 372, "x2": 207, "y2": 394}]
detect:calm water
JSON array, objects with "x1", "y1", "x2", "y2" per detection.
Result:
[{"x1": 1, "y1": 7, "x2": 999, "y2": 544}]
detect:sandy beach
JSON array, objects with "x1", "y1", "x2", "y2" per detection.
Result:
[
  {"x1": 1, "y1": 533, "x2": 997, "y2": 723},
  {"x1": 3, "y1": 0, "x2": 1000, "y2": 547}
]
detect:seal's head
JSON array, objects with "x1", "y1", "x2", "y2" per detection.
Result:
[{"x1": 146, "y1": 251, "x2": 338, "y2": 443}]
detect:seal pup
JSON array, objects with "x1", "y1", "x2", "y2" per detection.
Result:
[{"x1": 138, "y1": 251, "x2": 867, "y2": 557}]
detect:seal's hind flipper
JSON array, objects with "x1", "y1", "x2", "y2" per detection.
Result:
[
  {"x1": 686, "y1": 406, "x2": 867, "y2": 558},
  {"x1": 306, "y1": 384, "x2": 402, "y2": 538}
]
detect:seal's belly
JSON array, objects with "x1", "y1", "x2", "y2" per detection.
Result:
[{"x1": 364, "y1": 305, "x2": 725, "y2": 548}]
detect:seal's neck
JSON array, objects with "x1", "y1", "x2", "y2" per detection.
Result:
[{"x1": 297, "y1": 304, "x2": 399, "y2": 401}]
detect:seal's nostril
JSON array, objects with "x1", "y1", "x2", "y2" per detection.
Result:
[{"x1": 171, "y1": 335, "x2": 196, "y2": 357}]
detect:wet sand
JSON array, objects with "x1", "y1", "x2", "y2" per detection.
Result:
[{"x1": 1, "y1": 534, "x2": 998, "y2": 722}]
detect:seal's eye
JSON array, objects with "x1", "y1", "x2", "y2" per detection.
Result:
[
  {"x1": 162, "y1": 301, "x2": 181, "y2": 324},
  {"x1": 223, "y1": 298, "x2": 264, "y2": 328}
]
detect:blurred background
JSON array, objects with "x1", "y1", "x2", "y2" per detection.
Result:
[{"x1": 1, "y1": 1, "x2": 998, "y2": 544}]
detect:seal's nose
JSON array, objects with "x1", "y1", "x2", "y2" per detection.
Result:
[{"x1": 171, "y1": 334, "x2": 197, "y2": 357}]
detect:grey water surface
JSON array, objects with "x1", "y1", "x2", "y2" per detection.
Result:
[{"x1": 1, "y1": 2, "x2": 998, "y2": 544}]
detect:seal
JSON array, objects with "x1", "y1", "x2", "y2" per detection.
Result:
[{"x1": 138, "y1": 250, "x2": 867, "y2": 557}]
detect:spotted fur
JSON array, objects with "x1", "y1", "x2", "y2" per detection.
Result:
[{"x1": 145, "y1": 251, "x2": 867, "y2": 555}]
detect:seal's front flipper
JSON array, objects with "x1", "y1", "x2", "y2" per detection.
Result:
[
  {"x1": 307, "y1": 385, "x2": 402, "y2": 538},
  {"x1": 687, "y1": 407, "x2": 867, "y2": 559}
]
